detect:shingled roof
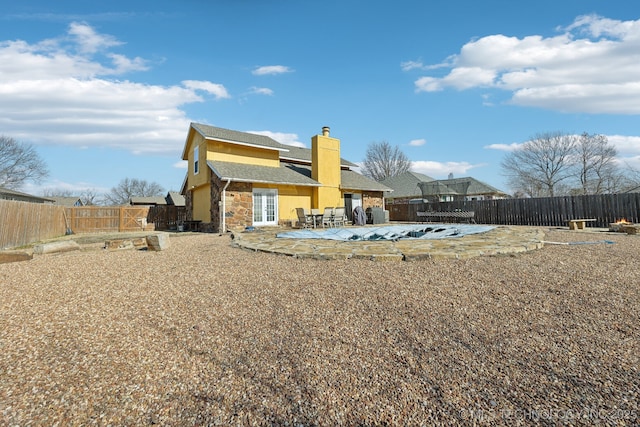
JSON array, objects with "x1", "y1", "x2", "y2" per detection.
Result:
[
  {"x1": 341, "y1": 169, "x2": 392, "y2": 192},
  {"x1": 0, "y1": 187, "x2": 53, "y2": 204},
  {"x1": 208, "y1": 161, "x2": 391, "y2": 192},
  {"x1": 191, "y1": 123, "x2": 286, "y2": 151},
  {"x1": 189, "y1": 123, "x2": 357, "y2": 167},
  {"x1": 208, "y1": 161, "x2": 321, "y2": 186}
]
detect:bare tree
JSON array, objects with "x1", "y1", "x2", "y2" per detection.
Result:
[
  {"x1": 361, "y1": 141, "x2": 412, "y2": 181},
  {"x1": 79, "y1": 189, "x2": 102, "y2": 206},
  {"x1": 575, "y1": 132, "x2": 619, "y2": 194},
  {"x1": 620, "y1": 163, "x2": 640, "y2": 192},
  {"x1": 103, "y1": 178, "x2": 165, "y2": 205},
  {"x1": 501, "y1": 132, "x2": 577, "y2": 197},
  {"x1": 0, "y1": 135, "x2": 49, "y2": 190}
]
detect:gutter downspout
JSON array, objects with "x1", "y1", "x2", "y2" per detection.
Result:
[{"x1": 220, "y1": 179, "x2": 231, "y2": 235}]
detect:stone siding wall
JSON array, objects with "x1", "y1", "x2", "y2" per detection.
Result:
[
  {"x1": 184, "y1": 191, "x2": 193, "y2": 221},
  {"x1": 223, "y1": 182, "x2": 253, "y2": 231},
  {"x1": 207, "y1": 176, "x2": 254, "y2": 232},
  {"x1": 210, "y1": 175, "x2": 224, "y2": 232},
  {"x1": 362, "y1": 191, "x2": 384, "y2": 210}
]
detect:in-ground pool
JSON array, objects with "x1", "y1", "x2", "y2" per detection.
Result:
[{"x1": 276, "y1": 224, "x2": 495, "y2": 241}]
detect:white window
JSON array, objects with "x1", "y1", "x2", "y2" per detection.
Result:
[
  {"x1": 252, "y1": 188, "x2": 278, "y2": 226},
  {"x1": 193, "y1": 146, "x2": 199, "y2": 175}
]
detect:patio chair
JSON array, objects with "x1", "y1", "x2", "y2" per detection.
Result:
[
  {"x1": 321, "y1": 207, "x2": 334, "y2": 228},
  {"x1": 333, "y1": 207, "x2": 346, "y2": 227},
  {"x1": 296, "y1": 208, "x2": 313, "y2": 228}
]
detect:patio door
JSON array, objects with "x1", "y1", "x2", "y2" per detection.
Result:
[
  {"x1": 253, "y1": 188, "x2": 278, "y2": 226},
  {"x1": 344, "y1": 193, "x2": 362, "y2": 221}
]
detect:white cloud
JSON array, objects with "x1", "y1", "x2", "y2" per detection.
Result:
[
  {"x1": 607, "y1": 134, "x2": 640, "y2": 156},
  {"x1": 411, "y1": 160, "x2": 482, "y2": 177},
  {"x1": 484, "y1": 142, "x2": 522, "y2": 152},
  {"x1": 413, "y1": 15, "x2": 640, "y2": 114},
  {"x1": 400, "y1": 60, "x2": 425, "y2": 71},
  {"x1": 0, "y1": 22, "x2": 230, "y2": 155},
  {"x1": 24, "y1": 179, "x2": 110, "y2": 196},
  {"x1": 173, "y1": 160, "x2": 188, "y2": 169},
  {"x1": 252, "y1": 65, "x2": 293, "y2": 76},
  {"x1": 409, "y1": 138, "x2": 426, "y2": 147},
  {"x1": 247, "y1": 131, "x2": 305, "y2": 148},
  {"x1": 108, "y1": 53, "x2": 149, "y2": 74},
  {"x1": 182, "y1": 80, "x2": 230, "y2": 99},
  {"x1": 67, "y1": 21, "x2": 121, "y2": 53},
  {"x1": 248, "y1": 86, "x2": 274, "y2": 96},
  {"x1": 402, "y1": 56, "x2": 455, "y2": 72}
]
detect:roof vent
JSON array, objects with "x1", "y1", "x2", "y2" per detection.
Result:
[{"x1": 322, "y1": 126, "x2": 330, "y2": 137}]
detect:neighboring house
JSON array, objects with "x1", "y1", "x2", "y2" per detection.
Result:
[
  {"x1": 0, "y1": 187, "x2": 53, "y2": 204},
  {"x1": 130, "y1": 196, "x2": 167, "y2": 206},
  {"x1": 130, "y1": 192, "x2": 186, "y2": 207},
  {"x1": 50, "y1": 196, "x2": 84, "y2": 207},
  {"x1": 166, "y1": 191, "x2": 186, "y2": 207},
  {"x1": 381, "y1": 171, "x2": 435, "y2": 205},
  {"x1": 181, "y1": 123, "x2": 391, "y2": 232},
  {"x1": 418, "y1": 176, "x2": 509, "y2": 202}
]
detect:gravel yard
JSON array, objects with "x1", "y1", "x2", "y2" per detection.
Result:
[{"x1": 1, "y1": 228, "x2": 638, "y2": 426}]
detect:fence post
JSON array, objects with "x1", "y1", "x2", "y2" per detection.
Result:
[{"x1": 119, "y1": 206, "x2": 124, "y2": 232}]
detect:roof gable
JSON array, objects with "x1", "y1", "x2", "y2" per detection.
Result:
[
  {"x1": 166, "y1": 191, "x2": 186, "y2": 206},
  {"x1": 50, "y1": 196, "x2": 83, "y2": 206}
]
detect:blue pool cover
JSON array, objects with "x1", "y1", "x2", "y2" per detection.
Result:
[{"x1": 276, "y1": 224, "x2": 496, "y2": 241}]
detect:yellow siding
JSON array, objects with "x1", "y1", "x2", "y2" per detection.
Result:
[
  {"x1": 208, "y1": 141, "x2": 280, "y2": 167},
  {"x1": 277, "y1": 185, "x2": 314, "y2": 223},
  {"x1": 254, "y1": 183, "x2": 313, "y2": 223},
  {"x1": 191, "y1": 185, "x2": 211, "y2": 222},
  {"x1": 188, "y1": 133, "x2": 209, "y2": 188}
]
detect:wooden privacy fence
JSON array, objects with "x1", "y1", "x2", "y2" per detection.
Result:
[
  {"x1": 0, "y1": 203, "x2": 183, "y2": 250},
  {"x1": 391, "y1": 193, "x2": 640, "y2": 227},
  {"x1": 65, "y1": 206, "x2": 153, "y2": 233},
  {"x1": 0, "y1": 200, "x2": 67, "y2": 249},
  {"x1": 147, "y1": 205, "x2": 187, "y2": 231}
]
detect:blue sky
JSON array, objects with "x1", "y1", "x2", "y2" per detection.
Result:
[{"x1": 1, "y1": 0, "x2": 639, "y2": 198}]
